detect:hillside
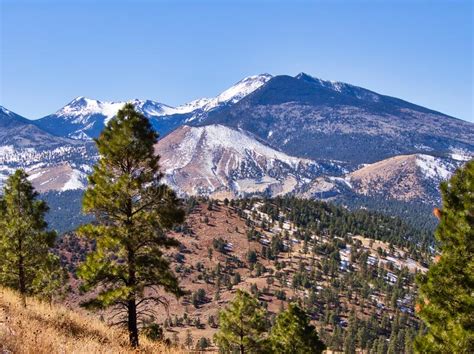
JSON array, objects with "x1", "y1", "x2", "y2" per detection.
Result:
[
  {"x1": 57, "y1": 198, "x2": 430, "y2": 351},
  {"x1": 348, "y1": 154, "x2": 461, "y2": 204},
  {"x1": 0, "y1": 287, "x2": 180, "y2": 354}
]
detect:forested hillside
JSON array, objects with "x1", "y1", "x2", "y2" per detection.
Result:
[{"x1": 51, "y1": 197, "x2": 431, "y2": 352}]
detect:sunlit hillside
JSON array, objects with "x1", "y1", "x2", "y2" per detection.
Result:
[{"x1": 0, "y1": 287, "x2": 181, "y2": 354}]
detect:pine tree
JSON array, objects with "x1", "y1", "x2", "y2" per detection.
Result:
[
  {"x1": 269, "y1": 303, "x2": 326, "y2": 353},
  {"x1": 415, "y1": 160, "x2": 474, "y2": 353},
  {"x1": 214, "y1": 289, "x2": 268, "y2": 353},
  {"x1": 185, "y1": 329, "x2": 194, "y2": 349},
  {"x1": 0, "y1": 169, "x2": 56, "y2": 307},
  {"x1": 77, "y1": 104, "x2": 185, "y2": 347},
  {"x1": 32, "y1": 253, "x2": 67, "y2": 304}
]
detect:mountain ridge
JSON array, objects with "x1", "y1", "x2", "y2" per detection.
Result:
[{"x1": 0, "y1": 72, "x2": 472, "y2": 233}]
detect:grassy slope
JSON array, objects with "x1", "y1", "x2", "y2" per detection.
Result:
[{"x1": 0, "y1": 287, "x2": 181, "y2": 354}]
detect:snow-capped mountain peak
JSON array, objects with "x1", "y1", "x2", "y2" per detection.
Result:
[
  {"x1": 181, "y1": 73, "x2": 273, "y2": 122},
  {"x1": 56, "y1": 97, "x2": 126, "y2": 122},
  {"x1": 215, "y1": 73, "x2": 273, "y2": 104},
  {"x1": 154, "y1": 124, "x2": 319, "y2": 197}
]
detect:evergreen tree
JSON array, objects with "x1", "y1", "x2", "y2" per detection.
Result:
[
  {"x1": 185, "y1": 329, "x2": 194, "y2": 349},
  {"x1": 32, "y1": 253, "x2": 67, "y2": 304},
  {"x1": 415, "y1": 160, "x2": 474, "y2": 353},
  {"x1": 214, "y1": 290, "x2": 267, "y2": 353},
  {"x1": 0, "y1": 169, "x2": 56, "y2": 307},
  {"x1": 269, "y1": 303, "x2": 326, "y2": 353},
  {"x1": 77, "y1": 104, "x2": 185, "y2": 347}
]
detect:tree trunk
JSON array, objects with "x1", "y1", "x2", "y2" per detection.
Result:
[
  {"x1": 18, "y1": 238, "x2": 26, "y2": 307},
  {"x1": 128, "y1": 297, "x2": 139, "y2": 347},
  {"x1": 127, "y1": 246, "x2": 139, "y2": 347}
]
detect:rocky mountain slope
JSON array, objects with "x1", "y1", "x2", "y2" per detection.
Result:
[
  {"x1": 300, "y1": 153, "x2": 470, "y2": 204},
  {"x1": 348, "y1": 154, "x2": 462, "y2": 204},
  {"x1": 154, "y1": 124, "x2": 342, "y2": 198}
]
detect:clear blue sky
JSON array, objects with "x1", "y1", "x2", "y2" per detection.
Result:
[{"x1": 1, "y1": 0, "x2": 472, "y2": 121}]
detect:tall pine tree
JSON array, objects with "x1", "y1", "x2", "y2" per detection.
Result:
[
  {"x1": 415, "y1": 160, "x2": 473, "y2": 352},
  {"x1": 0, "y1": 169, "x2": 56, "y2": 307},
  {"x1": 77, "y1": 103, "x2": 185, "y2": 347}
]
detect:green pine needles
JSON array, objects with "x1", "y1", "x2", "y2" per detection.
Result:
[
  {"x1": 0, "y1": 169, "x2": 57, "y2": 307},
  {"x1": 270, "y1": 303, "x2": 326, "y2": 353},
  {"x1": 415, "y1": 160, "x2": 474, "y2": 353},
  {"x1": 77, "y1": 103, "x2": 185, "y2": 347},
  {"x1": 214, "y1": 289, "x2": 325, "y2": 353}
]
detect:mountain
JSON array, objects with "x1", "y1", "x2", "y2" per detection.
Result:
[
  {"x1": 50, "y1": 199, "x2": 429, "y2": 350},
  {"x1": 2, "y1": 72, "x2": 473, "y2": 233},
  {"x1": 154, "y1": 124, "x2": 342, "y2": 198},
  {"x1": 348, "y1": 153, "x2": 465, "y2": 204},
  {"x1": 0, "y1": 105, "x2": 96, "y2": 191},
  {"x1": 33, "y1": 74, "x2": 273, "y2": 140},
  {"x1": 0, "y1": 106, "x2": 74, "y2": 148},
  {"x1": 178, "y1": 73, "x2": 273, "y2": 122},
  {"x1": 299, "y1": 152, "x2": 470, "y2": 205},
  {"x1": 33, "y1": 97, "x2": 179, "y2": 140},
  {"x1": 200, "y1": 73, "x2": 474, "y2": 167}
]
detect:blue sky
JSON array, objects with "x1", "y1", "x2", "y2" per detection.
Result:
[{"x1": 1, "y1": 0, "x2": 472, "y2": 121}]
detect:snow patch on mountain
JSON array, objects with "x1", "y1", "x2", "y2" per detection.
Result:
[
  {"x1": 57, "y1": 97, "x2": 125, "y2": 123},
  {"x1": 295, "y1": 72, "x2": 381, "y2": 102},
  {"x1": 56, "y1": 97, "x2": 176, "y2": 125},
  {"x1": 415, "y1": 154, "x2": 452, "y2": 180},
  {"x1": 449, "y1": 147, "x2": 473, "y2": 162},
  {"x1": 61, "y1": 169, "x2": 87, "y2": 191}
]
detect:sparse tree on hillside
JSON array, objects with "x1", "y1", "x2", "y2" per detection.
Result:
[
  {"x1": 415, "y1": 160, "x2": 474, "y2": 353},
  {"x1": 77, "y1": 104, "x2": 185, "y2": 347},
  {"x1": 269, "y1": 303, "x2": 326, "y2": 353},
  {"x1": 214, "y1": 290, "x2": 268, "y2": 353},
  {"x1": 185, "y1": 329, "x2": 194, "y2": 349},
  {"x1": 0, "y1": 169, "x2": 57, "y2": 307}
]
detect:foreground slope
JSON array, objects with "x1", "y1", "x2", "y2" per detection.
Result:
[{"x1": 0, "y1": 287, "x2": 179, "y2": 354}]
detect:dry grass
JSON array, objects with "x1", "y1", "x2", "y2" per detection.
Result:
[{"x1": 0, "y1": 287, "x2": 183, "y2": 354}]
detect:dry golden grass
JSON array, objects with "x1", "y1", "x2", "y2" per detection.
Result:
[{"x1": 0, "y1": 287, "x2": 183, "y2": 354}]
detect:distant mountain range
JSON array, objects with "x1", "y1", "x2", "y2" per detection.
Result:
[{"x1": 1, "y1": 72, "x2": 472, "y2": 232}]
